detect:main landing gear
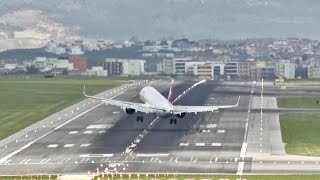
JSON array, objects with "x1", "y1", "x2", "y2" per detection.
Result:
[
  {"x1": 170, "y1": 118, "x2": 177, "y2": 125},
  {"x1": 136, "y1": 116, "x2": 144, "y2": 122}
]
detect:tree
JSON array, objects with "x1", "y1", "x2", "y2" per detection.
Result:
[
  {"x1": 62, "y1": 69, "x2": 68, "y2": 75},
  {"x1": 129, "y1": 36, "x2": 139, "y2": 42},
  {"x1": 160, "y1": 40, "x2": 168, "y2": 46},
  {"x1": 26, "y1": 65, "x2": 39, "y2": 74}
]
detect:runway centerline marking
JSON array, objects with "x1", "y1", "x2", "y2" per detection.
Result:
[
  {"x1": 0, "y1": 92, "x2": 124, "y2": 164},
  {"x1": 136, "y1": 153, "x2": 169, "y2": 157},
  {"x1": 79, "y1": 154, "x2": 114, "y2": 158},
  {"x1": 64, "y1": 144, "x2": 75, "y2": 148}
]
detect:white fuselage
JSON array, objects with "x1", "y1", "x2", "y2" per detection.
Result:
[{"x1": 139, "y1": 86, "x2": 174, "y2": 118}]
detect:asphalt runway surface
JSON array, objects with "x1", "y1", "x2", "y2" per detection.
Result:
[{"x1": 1, "y1": 79, "x2": 320, "y2": 175}]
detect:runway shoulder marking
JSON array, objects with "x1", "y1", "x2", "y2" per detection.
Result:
[
  {"x1": 136, "y1": 153, "x2": 170, "y2": 157},
  {"x1": 47, "y1": 144, "x2": 59, "y2": 148},
  {"x1": 79, "y1": 154, "x2": 114, "y2": 158}
]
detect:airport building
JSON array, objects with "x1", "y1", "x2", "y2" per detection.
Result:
[
  {"x1": 185, "y1": 62, "x2": 225, "y2": 79},
  {"x1": 68, "y1": 56, "x2": 87, "y2": 72},
  {"x1": 238, "y1": 61, "x2": 256, "y2": 80},
  {"x1": 308, "y1": 64, "x2": 320, "y2": 78},
  {"x1": 225, "y1": 61, "x2": 239, "y2": 80},
  {"x1": 28, "y1": 57, "x2": 74, "y2": 72},
  {"x1": 174, "y1": 57, "x2": 199, "y2": 76},
  {"x1": 163, "y1": 58, "x2": 175, "y2": 75},
  {"x1": 275, "y1": 60, "x2": 296, "y2": 79},
  {"x1": 104, "y1": 58, "x2": 145, "y2": 76}
]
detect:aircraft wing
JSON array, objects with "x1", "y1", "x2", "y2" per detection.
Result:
[
  {"x1": 173, "y1": 96, "x2": 240, "y2": 114},
  {"x1": 83, "y1": 86, "x2": 161, "y2": 114}
]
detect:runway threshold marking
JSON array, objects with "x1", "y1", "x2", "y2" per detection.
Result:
[{"x1": 0, "y1": 92, "x2": 123, "y2": 164}]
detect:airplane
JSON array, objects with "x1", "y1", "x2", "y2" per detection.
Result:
[{"x1": 83, "y1": 79, "x2": 240, "y2": 125}]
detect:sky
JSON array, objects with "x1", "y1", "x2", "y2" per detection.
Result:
[{"x1": 0, "y1": 0, "x2": 320, "y2": 40}]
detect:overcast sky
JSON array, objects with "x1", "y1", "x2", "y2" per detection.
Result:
[{"x1": 1, "y1": 0, "x2": 320, "y2": 40}]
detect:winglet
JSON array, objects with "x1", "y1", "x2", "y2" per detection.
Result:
[
  {"x1": 236, "y1": 96, "x2": 241, "y2": 106},
  {"x1": 83, "y1": 85, "x2": 87, "y2": 97},
  {"x1": 167, "y1": 78, "x2": 174, "y2": 103}
]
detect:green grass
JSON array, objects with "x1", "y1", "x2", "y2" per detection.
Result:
[
  {"x1": 280, "y1": 113, "x2": 320, "y2": 156},
  {"x1": 0, "y1": 76, "x2": 125, "y2": 140},
  {"x1": 277, "y1": 97, "x2": 320, "y2": 109}
]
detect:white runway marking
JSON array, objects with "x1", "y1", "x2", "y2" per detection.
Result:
[
  {"x1": 206, "y1": 124, "x2": 217, "y2": 128},
  {"x1": 136, "y1": 153, "x2": 170, "y2": 157},
  {"x1": 217, "y1": 130, "x2": 225, "y2": 133},
  {"x1": 211, "y1": 143, "x2": 222, "y2": 147},
  {"x1": 195, "y1": 143, "x2": 205, "y2": 146},
  {"x1": 0, "y1": 93, "x2": 127, "y2": 164},
  {"x1": 80, "y1": 144, "x2": 91, "y2": 147},
  {"x1": 69, "y1": 131, "x2": 79, "y2": 134},
  {"x1": 24, "y1": 159, "x2": 31, "y2": 164},
  {"x1": 64, "y1": 144, "x2": 75, "y2": 148},
  {"x1": 202, "y1": 129, "x2": 211, "y2": 133},
  {"x1": 86, "y1": 124, "x2": 110, "y2": 129},
  {"x1": 80, "y1": 154, "x2": 114, "y2": 158},
  {"x1": 84, "y1": 131, "x2": 93, "y2": 134},
  {"x1": 3, "y1": 159, "x2": 11, "y2": 164},
  {"x1": 179, "y1": 143, "x2": 190, "y2": 146},
  {"x1": 19, "y1": 159, "x2": 27, "y2": 164},
  {"x1": 48, "y1": 144, "x2": 59, "y2": 148},
  {"x1": 98, "y1": 130, "x2": 106, "y2": 134}
]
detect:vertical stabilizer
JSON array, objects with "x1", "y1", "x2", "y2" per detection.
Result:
[{"x1": 168, "y1": 79, "x2": 174, "y2": 103}]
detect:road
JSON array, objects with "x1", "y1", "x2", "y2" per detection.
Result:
[{"x1": 0, "y1": 79, "x2": 320, "y2": 175}]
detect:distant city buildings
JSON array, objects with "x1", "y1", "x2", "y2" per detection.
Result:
[{"x1": 104, "y1": 58, "x2": 146, "y2": 76}]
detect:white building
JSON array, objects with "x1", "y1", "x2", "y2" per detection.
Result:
[{"x1": 275, "y1": 60, "x2": 296, "y2": 79}]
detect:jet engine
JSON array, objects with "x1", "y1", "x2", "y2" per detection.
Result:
[
  {"x1": 124, "y1": 108, "x2": 135, "y2": 114},
  {"x1": 176, "y1": 112, "x2": 186, "y2": 118}
]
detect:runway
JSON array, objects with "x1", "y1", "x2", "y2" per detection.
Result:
[{"x1": 0, "y1": 79, "x2": 320, "y2": 175}]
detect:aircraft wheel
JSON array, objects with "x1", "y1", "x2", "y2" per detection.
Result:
[
  {"x1": 169, "y1": 119, "x2": 173, "y2": 124},
  {"x1": 174, "y1": 119, "x2": 177, "y2": 124},
  {"x1": 140, "y1": 116, "x2": 144, "y2": 122}
]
